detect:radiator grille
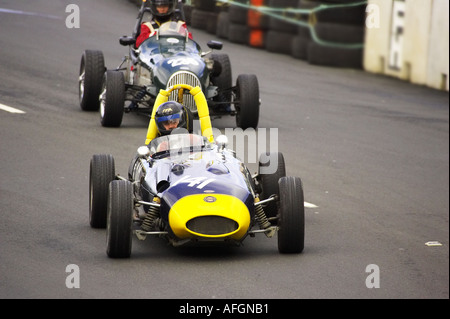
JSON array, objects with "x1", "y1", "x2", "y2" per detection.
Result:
[
  {"x1": 186, "y1": 216, "x2": 238, "y2": 236},
  {"x1": 166, "y1": 71, "x2": 202, "y2": 113}
]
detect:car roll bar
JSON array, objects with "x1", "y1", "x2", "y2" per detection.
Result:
[{"x1": 145, "y1": 84, "x2": 214, "y2": 144}]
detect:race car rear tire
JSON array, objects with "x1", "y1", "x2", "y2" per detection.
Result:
[
  {"x1": 211, "y1": 53, "x2": 232, "y2": 112},
  {"x1": 79, "y1": 50, "x2": 105, "y2": 111},
  {"x1": 277, "y1": 176, "x2": 305, "y2": 254},
  {"x1": 235, "y1": 74, "x2": 259, "y2": 129},
  {"x1": 89, "y1": 154, "x2": 115, "y2": 228},
  {"x1": 100, "y1": 71, "x2": 125, "y2": 127},
  {"x1": 258, "y1": 152, "x2": 286, "y2": 221},
  {"x1": 106, "y1": 180, "x2": 133, "y2": 258}
]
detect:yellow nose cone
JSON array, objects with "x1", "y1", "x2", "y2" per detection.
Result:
[{"x1": 169, "y1": 194, "x2": 251, "y2": 240}]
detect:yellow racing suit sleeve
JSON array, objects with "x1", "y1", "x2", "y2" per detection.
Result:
[
  {"x1": 144, "y1": 86, "x2": 214, "y2": 145},
  {"x1": 145, "y1": 89, "x2": 169, "y2": 145},
  {"x1": 190, "y1": 86, "x2": 214, "y2": 143}
]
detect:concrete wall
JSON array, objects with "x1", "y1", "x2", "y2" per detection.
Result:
[
  {"x1": 427, "y1": 0, "x2": 449, "y2": 91},
  {"x1": 364, "y1": 0, "x2": 449, "y2": 91}
]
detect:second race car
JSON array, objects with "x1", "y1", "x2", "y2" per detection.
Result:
[{"x1": 79, "y1": 2, "x2": 260, "y2": 129}]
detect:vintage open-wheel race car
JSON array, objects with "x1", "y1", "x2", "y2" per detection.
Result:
[
  {"x1": 89, "y1": 84, "x2": 304, "y2": 258},
  {"x1": 79, "y1": 2, "x2": 260, "y2": 129}
]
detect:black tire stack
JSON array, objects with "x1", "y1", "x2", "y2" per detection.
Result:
[
  {"x1": 247, "y1": 0, "x2": 270, "y2": 49},
  {"x1": 189, "y1": 0, "x2": 219, "y2": 34},
  {"x1": 265, "y1": 0, "x2": 298, "y2": 55},
  {"x1": 128, "y1": 0, "x2": 143, "y2": 6},
  {"x1": 227, "y1": 0, "x2": 250, "y2": 44},
  {"x1": 216, "y1": 5, "x2": 230, "y2": 40},
  {"x1": 127, "y1": 0, "x2": 366, "y2": 69},
  {"x1": 188, "y1": 0, "x2": 366, "y2": 69},
  {"x1": 295, "y1": 0, "x2": 366, "y2": 68}
]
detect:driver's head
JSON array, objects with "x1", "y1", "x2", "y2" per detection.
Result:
[
  {"x1": 149, "y1": 0, "x2": 176, "y2": 20},
  {"x1": 155, "y1": 101, "x2": 191, "y2": 136}
]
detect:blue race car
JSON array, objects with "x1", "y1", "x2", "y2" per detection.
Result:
[{"x1": 89, "y1": 85, "x2": 303, "y2": 258}]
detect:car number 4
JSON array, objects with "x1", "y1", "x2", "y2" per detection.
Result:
[{"x1": 173, "y1": 175, "x2": 215, "y2": 189}]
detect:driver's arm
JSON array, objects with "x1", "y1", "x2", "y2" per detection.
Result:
[
  {"x1": 136, "y1": 22, "x2": 156, "y2": 48},
  {"x1": 145, "y1": 89, "x2": 169, "y2": 145},
  {"x1": 176, "y1": 20, "x2": 193, "y2": 40},
  {"x1": 145, "y1": 86, "x2": 213, "y2": 145},
  {"x1": 191, "y1": 86, "x2": 213, "y2": 143}
]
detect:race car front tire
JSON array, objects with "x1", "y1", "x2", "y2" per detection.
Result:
[
  {"x1": 106, "y1": 180, "x2": 133, "y2": 258},
  {"x1": 100, "y1": 71, "x2": 125, "y2": 127},
  {"x1": 277, "y1": 176, "x2": 305, "y2": 254},
  {"x1": 79, "y1": 50, "x2": 105, "y2": 111},
  {"x1": 235, "y1": 74, "x2": 260, "y2": 129},
  {"x1": 258, "y1": 152, "x2": 286, "y2": 222},
  {"x1": 89, "y1": 154, "x2": 115, "y2": 228},
  {"x1": 211, "y1": 53, "x2": 232, "y2": 112}
]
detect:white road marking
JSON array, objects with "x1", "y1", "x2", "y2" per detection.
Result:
[
  {"x1": 0, "y1": 103, "x2": 26, "y2": 114},
  {"x1": 0, "y1": 8, "x2": 62, "y2": 20},
  {"x1": 304, "y1": 202, "x2": 318, "y2": 208},
  {"x1": 425, "y1": 241, "x2": 443, "y2": 247}
]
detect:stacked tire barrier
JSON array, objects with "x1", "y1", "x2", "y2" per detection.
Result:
[
  {"x1": 188, "y1": 0, "x2": 366, "y2": 69},
  {"x1": 227, "y1": 0, "x2": 251, "y2": 44},
  {"x1": 189, "y1": 0, "x2": 218, "y2": 33},
  {"x1": 247, "y1": 0, "x2": 270, "y2": 48},
  {"x1": 266, "y1": 0, "x2": 299, "y2": 55},
  {"x1": 128, "y1": 0, "x2": 449, "y2": 91},
  {"x1": 298, "y1": 0, "x2": 366, "y2": 68}
]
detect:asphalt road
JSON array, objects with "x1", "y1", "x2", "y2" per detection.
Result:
[{"x1": 0, "y1": 0, "x2": 448, "y2": 299}]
